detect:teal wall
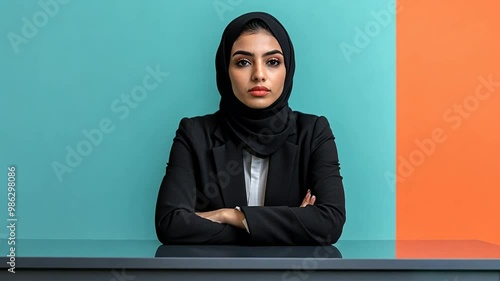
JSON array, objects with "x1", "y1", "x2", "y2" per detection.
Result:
[{"x1": 0, "y1": 0, "x2": 395, "y2": 241}]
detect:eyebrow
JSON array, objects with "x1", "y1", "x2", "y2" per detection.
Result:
[{"x1": 231, "y1": 50, "x2": 283, "y2": 57}]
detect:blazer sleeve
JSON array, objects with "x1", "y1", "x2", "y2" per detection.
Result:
[
  {"x1": 155, "y1": 117, "x2": 250, "y2": 245},
  {"x1": 239, "y1": 116, "x2": 346, "y2": 245}
]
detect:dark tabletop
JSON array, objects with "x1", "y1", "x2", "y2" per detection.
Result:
[{"x1": 2, "y1": 239, "x2": 500, "y2": 270}]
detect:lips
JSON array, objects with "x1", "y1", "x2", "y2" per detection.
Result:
[{"x1": 248, "y1": 86, "x2": 270, "y2": 97}]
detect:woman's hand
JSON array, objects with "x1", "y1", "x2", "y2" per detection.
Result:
[
  {"x1": 195, "y1": 208, "x2": 246, "y2": 230},
  {"x1": 195, "y1": 209, "x2": 226, "y2": 224},
  {"x1": 300, "y1": 189, "x2": 316, "y2": 207}
]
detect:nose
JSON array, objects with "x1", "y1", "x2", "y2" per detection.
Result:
[{"x1": 251, "y1": 61, "x2": 266, "y2": 82}]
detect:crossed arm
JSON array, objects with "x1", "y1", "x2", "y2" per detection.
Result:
[{"x1": 195, "y1": 190, "x2": 317, "y2": 229}]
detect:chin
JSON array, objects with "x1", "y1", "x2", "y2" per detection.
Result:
[{"x1": 244, "y1": 101, "x2": 272, "y2": 109}]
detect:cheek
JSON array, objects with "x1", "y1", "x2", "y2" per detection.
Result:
[
  {"x1": 276, "y1": 70, "x2": 286, "y2": 90},
  {"x1": 232, "y1": 73, "x2": 249, "y2": 94},
  {"x1": 228, "y1": 70, "x2": 240, "y2": 91}
]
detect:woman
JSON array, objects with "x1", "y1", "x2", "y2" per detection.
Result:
[{"x1": 155, "y1": 12, "x2": 345, "y2": 245}]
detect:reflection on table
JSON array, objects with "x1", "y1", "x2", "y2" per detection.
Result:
[
  {"x1": 155, "y1": 244, "x2": 342, "y2": 258},
  {"x1": 2, "y1": 239, "x2": 500, "y2": 259}
]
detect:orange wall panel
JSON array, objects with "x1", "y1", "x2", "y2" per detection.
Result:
[{"x1": 396, "y1": 0, "x2": 500, "y2": 244}]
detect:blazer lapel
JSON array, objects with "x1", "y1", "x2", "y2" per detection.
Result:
[
  {"x1": 264, "y1": 140, "x2": 299, "y2": 206},
  {"x1": 212, "y1": 122, "x2": 299, "y2": 207},
  {"x1": 212, "y1": 127, "x2": 248, "y2": 208}
]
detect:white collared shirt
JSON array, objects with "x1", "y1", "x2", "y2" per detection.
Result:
[
  {"x1": 236, "y1": 150, "x2": 270, "y2": 233},
  {"x1": 242, "y1": 149, "x2": 269, "y2": 206}
]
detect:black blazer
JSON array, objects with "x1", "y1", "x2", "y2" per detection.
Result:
[{"x1": 155, "y1": 111, "x2": 346, "y2": 245}]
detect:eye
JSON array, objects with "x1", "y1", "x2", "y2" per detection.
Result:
[
  {"x1": 267, "y1": 58, "x2": 281, "y2": 67},
  {"x1": 236, "y1": 59, "x2": 251, "y2": 67}
]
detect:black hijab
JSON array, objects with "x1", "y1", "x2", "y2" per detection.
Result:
[{"x1": 215, "y1": 12, "x2": 296, "y2": 157}]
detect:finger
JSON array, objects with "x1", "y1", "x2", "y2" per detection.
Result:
[
  {"x1": 197, "y1": 211, "x2": 223, "y2": 223},
  {"x1": 300, "y1": 193, "x2": 311, "y2": 207},
  {"x1": 304, "y1": 192, "x2": 311, "y2": 201},
  {"x1": 196, "y1": 212, "x2": 211, "y2": 220},
  {"x1": 302, "y1": 191, "x2": 318, "y2": 207},
  {"x1": 197, "y1": 214, "x2": 218, "y2": 223},
  {"x1": 301, "y1": 198, "x2": 314, "y2": 208},
  {"x1": 304, "y1": 189, "x2": 311, "y2": 200}
]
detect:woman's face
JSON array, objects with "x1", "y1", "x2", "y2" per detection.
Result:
[{"x1": 228, "y1": 30, "x2": 286, "y2": 109}]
